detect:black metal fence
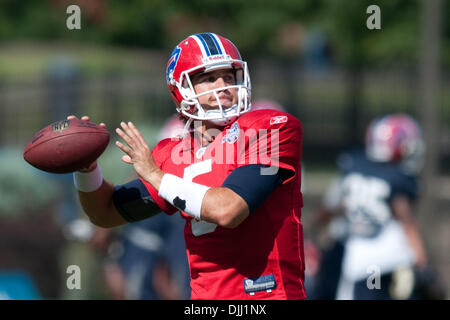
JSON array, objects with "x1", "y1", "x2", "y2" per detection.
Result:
[{"x1": 1, "y1": 58, "x2": 449, "y2": 171}]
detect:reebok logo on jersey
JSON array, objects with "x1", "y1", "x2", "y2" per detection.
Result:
[{"x1": 270, "y1": 116, "x2": 288, "y2": 125}]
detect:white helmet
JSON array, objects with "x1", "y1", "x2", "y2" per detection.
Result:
[{"x1": 366, "y1": 114, "x2": 425, "y2": 175}]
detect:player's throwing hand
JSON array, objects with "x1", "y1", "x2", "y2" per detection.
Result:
[
  {"x1": 66, "y1": 115, "x2": 107, "y2": 172},
  {"x1": 115, "y1": 121, "x2": 162, "y2": 185}
]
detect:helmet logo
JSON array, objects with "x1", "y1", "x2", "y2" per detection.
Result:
[
  {"x1": 201, "y1": 54, "x2": 231, "y2": 64},
  {"x1": 167, "y1": 46, "x2": 181, "y2": 84}
]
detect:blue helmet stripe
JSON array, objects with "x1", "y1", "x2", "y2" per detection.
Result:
[
  {"x1": 195, "y1": 34, "x2": 210, "y2": 56},
  {"x1": 195, "y1": 33, "x2": 222, "y2": 56},
  {"x1": 207, "y1": 33, "x2": 223, "y2": 54}
]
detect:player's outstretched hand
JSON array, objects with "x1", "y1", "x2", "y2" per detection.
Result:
[
  {"x1": 66, "y1": 115, "x2": 106, "y2": 172},
  {"x1": 115, "y1": 121, "x2": 161, "y2": 183},
  {"x1": 67, "y1": 115, "x2": 106, "y2": 128}
]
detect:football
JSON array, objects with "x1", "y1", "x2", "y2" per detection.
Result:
[{"x1": 24, "y1": 118, "x2": 110, "y2": 174}]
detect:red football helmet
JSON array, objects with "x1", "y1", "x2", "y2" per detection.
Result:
[
  {"x1": 365, "y1": 114, "x2": 425, "y2": 174},
  {"x1": 166, "y1": 33, "x2": 251, "y2": 126}
]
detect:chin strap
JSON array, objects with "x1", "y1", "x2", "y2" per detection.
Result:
[
  {"x1": 178, "y1": 102, "x2": 244, "y2": 133},
  {"x1": 207, "y1": 116, "x2": 237, "y2": 126},
  {"x1": 202, "y1": 104, "x2": 239, "y2": 120},
  {"x1": 181, "y1": 117, "x2": 193, "y2": 138}
]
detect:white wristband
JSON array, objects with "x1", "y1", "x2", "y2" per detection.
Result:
[
  {"x1": 158, "y1": 173, "x2": 210, "y2": 220},
  {"x1": 73, "y1": 165, "x2": 103, "y2": 192}
]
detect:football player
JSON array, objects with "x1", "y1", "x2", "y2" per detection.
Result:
[
  {"x1": 69, "y1": 33, "x2": 306, "y2": 299},
  {"x1": 314, "y1": 114, "x2": 428, "y2": 299}
]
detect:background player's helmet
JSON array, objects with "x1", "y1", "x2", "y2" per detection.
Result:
[
  {"x1": 365, "y1": 114, "x2": 425, "y2": 174},
  {"x1": 166, "y1": 33, "x2": 251, "y2": 126}
]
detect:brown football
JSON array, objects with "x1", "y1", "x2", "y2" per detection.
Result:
[{"x1": 23, "y1": 119, "x2": 110, "y2": 173}]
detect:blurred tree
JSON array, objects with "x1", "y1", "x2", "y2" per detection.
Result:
[
  {"x1": 317, "y1": 0, "x2": 421, "y2": 67},
  {"x1": 163, "y1": 0, "x2": 320, "y2": 56},
  {"x1": 314, "y1": 0, "x2": 421, "y2": 145},
  {"x1": 1, "y1": 0, "x2": 448, "y2": 68}
]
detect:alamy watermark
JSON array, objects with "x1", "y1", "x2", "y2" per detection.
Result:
[
  {"x1": 366, "y1": 265, "x2": 381, "y2": 290},
  {"x1": 367, "y1": 5, "x2": 381, "y2": 30},
  {"x1": 65, "y1": 5, "x2": 380, "y2": 31},
  {"x1": 66, "y1": 5, "x2": 81, "y2": 30},
  {"x1": 169, "y1": 120, "x2": 282, "y2": 176},
  {"x1": 66, "y1": 265, "x2": 81, "y2": 290}
]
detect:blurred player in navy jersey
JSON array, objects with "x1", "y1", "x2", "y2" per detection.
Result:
[
  {"x1": 69, "y1": 33, "x2": 306, "y2": 299},
  {"x1": 313, "y1": 114, "x2": 433, "y2": 300}
]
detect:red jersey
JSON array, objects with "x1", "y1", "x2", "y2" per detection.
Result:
[{"x1": 141, "y1": 110, "x2": 306, "y2": 300}]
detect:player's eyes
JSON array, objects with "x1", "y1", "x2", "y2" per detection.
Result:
[
  {"x1": 196, "y1": 75, "x2": 214, "y2": 83},
  {"x1": 223, "y1": 75, "x2": 235, "y2": 84},
  {"x1": 194, "y1": 72, "x2": 235, "y2": 85}
]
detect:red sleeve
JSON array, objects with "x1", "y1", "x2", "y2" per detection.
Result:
[
  {"x1": 140, "y1": 139, "x2": 178, "y2": 215},
  {"x1": 237, "y1": 111, "x2": 303, "y2": 184}
]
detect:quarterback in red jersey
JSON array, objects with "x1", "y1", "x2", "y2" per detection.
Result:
[{"x1": 70, "y1": 33, "x2": 305, "y2": 300}]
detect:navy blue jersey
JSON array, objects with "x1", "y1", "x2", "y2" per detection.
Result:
[
  {"x1": 337, "y1": 150, "x2": 419, "y2": 201},
  {"x1": 331, "y1": 150, "x2": 419, "y2": 237}
]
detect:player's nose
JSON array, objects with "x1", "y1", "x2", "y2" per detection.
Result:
[
  {"x1": 214, "y1": 76, "x2": 225, "y2": 86},
  {"x1": 214, "y1": 76, "x2": 230, "y2": 92}
]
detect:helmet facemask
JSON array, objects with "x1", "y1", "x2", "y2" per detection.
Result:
[{"x1": 177, "y1": 60, "x2": 251, "y2": 126}]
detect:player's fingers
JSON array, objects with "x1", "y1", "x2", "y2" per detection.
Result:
[
  {"x1": 99, "y1": 122, "x2": 106, "y2": 128},
  {"x1": 121, "y1": 155, "x2": 132, "y2": 164},
  {"x1": 79, "y1": 161, "x2": 98, "y2": 173},
  {"x1": 115, "y1": 140, "x2": 133, "y2": 156},
  {"x1": 67, "y1": 115, "x2": 77, "y2": 120},
  {"x1": 120, "y1": 121, "x2": 137, "y2": 140},
  {"x1": 81, "y1": 116, "x2": 90, "y2": 121},
  {"x1": 116, "y1": 127, "x2": 134, "y2": 147},
  {"x1": 128, "y1": 121, "x2": 147, "y2": 146}
]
